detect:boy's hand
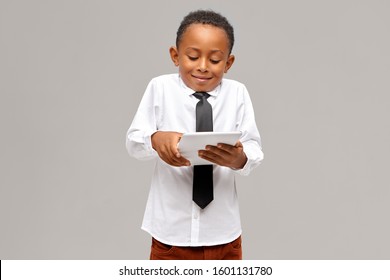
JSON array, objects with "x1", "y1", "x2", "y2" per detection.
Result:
[
  {"x1": 151, "y1": 131, "x2": 190, "y2": 167},
  {"x1": 198, "y1": 141, "x2": 247, "y2": 169}
]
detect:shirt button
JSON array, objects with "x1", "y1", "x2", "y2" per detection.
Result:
[{"x1": 193, "y1": 214, "x2": 198, "y2": 219}]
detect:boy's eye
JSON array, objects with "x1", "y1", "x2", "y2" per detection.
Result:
[
  {"x1": 188, "y1": 56, "x2": 198, "y2": 61},
  {"x1": 210, "y1": 59, "x2": 221, "y2": 64}
]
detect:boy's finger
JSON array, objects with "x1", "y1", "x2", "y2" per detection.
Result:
[
  {"x1": 206, "y1": 145, "x2": 232, "y2": 157},
  {"x1": 199, "y1": 152, "x2": 227, "y2": 167},
  {"x1": 200, "y1": 149, "x2": 224, "y2": 162},
  {"x1": 171, "y1": 145, "x2": 182, "y2": 159},
  {"x1": 170, "y1": 152, "x2": 190, "y2": 166},
  {"x1": 215, "y1": 143, "x2": 235, "y2": 152},
  {"x1": 234, "y1": 141, "x2": 243, "y2": 148}
]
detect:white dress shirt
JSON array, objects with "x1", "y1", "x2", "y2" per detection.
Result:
[{"x1": 126, "y1": 74, "x2": 264, "y2": 246}]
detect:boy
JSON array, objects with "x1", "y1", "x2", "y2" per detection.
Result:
[{"x1": 126, "y1": 10, "x2": 263, "y2": 260}]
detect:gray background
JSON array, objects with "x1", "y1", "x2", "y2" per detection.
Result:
[{"x1": 1, "y1": 0, "x2": 389, "y2": 259}]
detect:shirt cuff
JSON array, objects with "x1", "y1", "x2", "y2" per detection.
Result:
[
  {"x1": 145, "y1": 130, "x2": 159, "y2": 156},
  {"x1": 232, "y1": 143, "x2": 264, "y2": 176}
]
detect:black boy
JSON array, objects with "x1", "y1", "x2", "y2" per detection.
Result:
[{"x1": 126, "y1": 10, "x2": 263, "y2": 260}]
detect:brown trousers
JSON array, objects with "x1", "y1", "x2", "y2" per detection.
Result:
[{"x1": 150, "y1": 236, "x2": 242, "y2": 260}]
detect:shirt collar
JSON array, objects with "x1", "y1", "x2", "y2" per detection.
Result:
[{"x1": 178, "y1": 74, "x2": 221, "y2": 97}]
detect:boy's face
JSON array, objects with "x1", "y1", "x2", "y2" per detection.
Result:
[{"x1": 170, "y1": 23, "x2": 235, "y2": 92}]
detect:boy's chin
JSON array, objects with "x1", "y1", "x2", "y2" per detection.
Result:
[{"x1": 187, "y1": 81, "x2": 220, "y2": 93}]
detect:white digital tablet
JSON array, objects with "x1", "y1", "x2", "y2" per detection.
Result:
[{"x1": 178, "y1": 131, "x2": 242, "y2": 165}]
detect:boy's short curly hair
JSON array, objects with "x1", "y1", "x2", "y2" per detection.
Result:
[{"x1": 176, "y1": 10, "x2": 235, "y2": 54}]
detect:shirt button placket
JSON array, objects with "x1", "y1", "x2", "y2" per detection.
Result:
[{"x1": 190, "y1": 203, "x2": 201, "y2": 244}]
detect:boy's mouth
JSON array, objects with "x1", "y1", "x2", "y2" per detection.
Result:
[{"x1": 192, "y1": 75, "x2": 212, "y2": 83}]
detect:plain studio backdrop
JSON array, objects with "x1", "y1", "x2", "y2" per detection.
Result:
[{"x1": 1, "y1": 0, "x2": 389, "y2": 259}]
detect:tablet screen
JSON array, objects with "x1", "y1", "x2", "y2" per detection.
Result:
[{"x1": 178, "y1": 131, "x2": 242, "y2": 165}]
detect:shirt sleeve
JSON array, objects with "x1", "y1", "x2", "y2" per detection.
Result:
[
  {"x1": 126, "y1": 79, "x2": 159, "y2": 161},
  {"x1": 233, "y1": 85, "x2": 264, "y2": 176}
]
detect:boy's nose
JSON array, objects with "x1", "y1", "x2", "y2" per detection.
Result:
[{"x1": 198, "y1": 58, "x2": 208, "y2": 72}]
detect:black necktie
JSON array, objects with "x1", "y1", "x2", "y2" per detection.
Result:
[{"x1": 192, "y1": 92, "x2": 213, "y2": 209}]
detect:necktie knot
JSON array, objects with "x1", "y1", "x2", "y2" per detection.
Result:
[{"x1": 193, "y1": 92, "x2": 210, "y2": 101}]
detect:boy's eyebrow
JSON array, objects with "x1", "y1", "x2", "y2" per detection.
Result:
[{"x1": 185, "y1": 47, "x2": 225, "y2": 55}]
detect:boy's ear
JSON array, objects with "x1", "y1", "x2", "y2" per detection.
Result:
[
  {"x1": 169, "y1": 46, "x2": 179, "y2": 67},
  {"x1": 224, "y1": 54, "x2": 235, "y2": 73}
]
